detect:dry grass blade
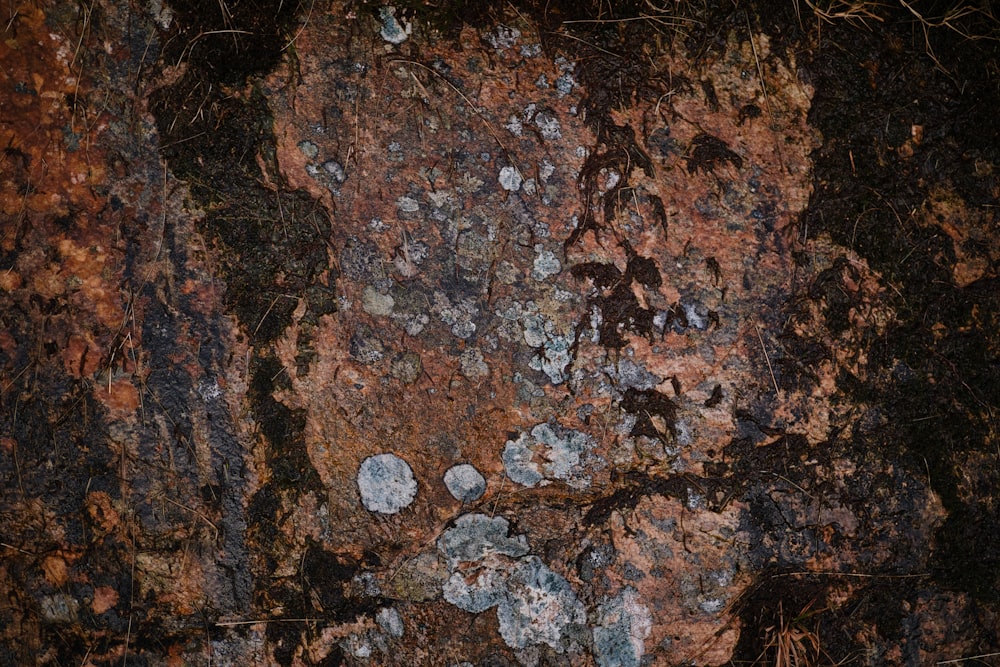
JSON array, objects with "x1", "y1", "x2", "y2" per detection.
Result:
[
  {"x1": 801, "y1": 0, "x2": 886, "y2": 29},
  {"x1": 758, "y1": 601, "x2": 825, "y2": 667}
]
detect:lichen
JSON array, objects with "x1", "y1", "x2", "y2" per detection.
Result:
[
  {"x1": 530, "y1": 245, "x2": 562, "y2": 281},
  {"x1": 437, "y1": 514, "x2": 529, "y2": 566},
  {"x1": 438, "y1": 515, "x2": 586, "y2": 653},
  {"x1": 356, "y1": 453, "x2": 418, "y2": 514},
  {"x1": 496, "y1": 556, "x2": 587, "y2": 652},
  {"x1": 443, "y1": 463, "x2": 487, "y2": 502},
  {"x1": 499, "y1": 165, "x2": 523, "y2": 192},
  {"x1": 458, "y1": 347, "x2": 489, "y2": 381},
  {"x1": 502, "y1": 423, "x2": 598, "y2": 489},
  {"x1": 378, "y1": 6, "x2": 410, "y2": 45},
  {"x1": 592, "y1": 588, "x2": 651, "y2": 667}
]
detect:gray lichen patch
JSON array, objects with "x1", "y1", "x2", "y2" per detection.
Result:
[
  {"x1": 458, "y1": 347, "x2": 489, "y2": 381},
  {"x1": 592, "y1": 588, "x2": 652, "y2": 667},
  {"x1": 530, "y1": 245, "x2": 562, "y2": 281},
  {"x1": 378, "y1": 6, "x2": 410, "y2": 44},
  {"x1": 497, "y1": 556, "x2": 587, "y2": 652},
  {"x1": 389, "y1": 351, "x2": 422, "y2": 384},
  {"x1": 361, "y1": 285, "x2": 394, "y2": 316},
  {"x1": 438, "y1": 514, "x2": 529, "y2": 567},
  {"x1": 502, "y1": 422, "x2": 598, "y2": 489},
  {"x1": 438, "y1": 514, "x2": 587, "y2": 654},
  {"x1": 498, "y1": 165, "x2": 523, "y2": 192},
  {"x1": 443, "y1": 463, "x2": 487, "y2": 502},
  {"x1": 357, "y1": 453, "x2": 418, "y2": 514},
  {"x1": 376, "y1": 607, "x2": 405, "y2": 638}
]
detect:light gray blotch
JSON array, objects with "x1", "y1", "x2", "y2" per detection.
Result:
[
  {"x1": 443, "y1": 568, "x2": 508, "y2": 613},
  {"x1": 615, "y1": 359, "x2": 661, "y2": 391},
  {"x1": 459, "y1": 347, "x2": 490, "y2": 381},
  {"x1": 502, "y1": 434, "x2": 544, "y2": 487},
  {"x1": 444, "y1": 463, "x2": 487, "y2": 502},
  {"x1": 298, "y1": 140, "x2": 319, "y2": 159},
  {"x1": 529, "y1": 335, "x2": 573, "y2": 385},
  {"x1": 361, "y1": 286, "x2": 394, "y2": 316},
  {"x1": 496, "y1": 556, "x2": 586, "y2": 652},
  {"x1": 534, "y1": 111, "x2": 562, "y2": 140},
  {"x1": 486, "y1": 24, "x2": 520, "y2": 50},
  {"x1": 531, "y1": 245, "x2": 562, "y2": 281},
  {"x1": 376, "y1": 607, "x2": 404, "y2": 638},
  {"x1": 499, "y1": 166, "x2": 523, "y2": 192},
  {"x1": 322, "y1": 160, "x2": 346, "y2": 182},
  {"x1": 505, "y1": 115, "x2": 524, "y2": 137},
  {"x1": 379, "y1": 6, "x2": 410, "y2": 44},
  {"x1": 357, "y1": 453, "x2": 418, "y2": 514},
  {"x1": 522, "y1": 313, "x2": 547, "y2": 348},
  {"x1": 593, "y1": 588, "x2": 651, "y2": 667},
  {"x1": 396, "y1": 195, "x2": 420, "y2": 213},
  {"x1": 437, "y1": 513, "x2": 529, "y2": 566}
]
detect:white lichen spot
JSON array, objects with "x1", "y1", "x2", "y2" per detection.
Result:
[
  {"x1": 501, "y1": 436, "x2": 545, "y2": 487},
  {"x1": 531, "y1": 245, "x2": 562, "y2": 281},
  {"x1": 357, "y1": 453, "x2": 417, "y2": 514},
  {"x1": 499, "y1": 166, "x2": 523, "y2": 192},
  {"x1": 444, "y1": 464, "x2": 487, "y2": 502},
  {"x1": 486, "y1": 24, "x2": 520, "y2": 50},
  {"x1": 438, "y1": 514, "x2": 529, "y2": 567},
  {"x1": 361, "y1": 286, "x2": 395, "y2": 316},
  {"x1": 378, "y1": 6, "x2": 411, "y2": 44},
  {"x1": 683, "y1": 302, "x2": 706, "y2": 329},
  {"x1": 528, "y1": 334, "x2": 574, "y2": 384},
  {"x1": 297, "y1": 140, "x2": 319, "y2": 159},
  {"x1": 505, "y1": 115, "x2": 524, "y2": 137},
  {"x1": 522, "y1": 313, "x2": 547, "y2": 348},
  {"x1": 539, "y1": 159, "x2": 556, "y2": 182},
  {"x1": 376, "y1": 607, "x2": 405, "y2": 638},
  {"x1": 322, "y1": 159, "x2": 346, "y2": 183},
  {"x1": 396, "y1": 195, "x2": 420, "y2": 213},
  {"x1": 614, "y1": 359, "x2": 661, "y2": 391},
  {"x1": 443, "y1": 567, "x2": 508, "y2": 613},
  {"x1": 555, "y1": 72, "x2": 576, "y2": 97},
  {"x1": 699, "y1": 598, "x2": 725, "y2": 614},
  {"x1": 593, "y1": 588, "x2": 652, "y2": 667},
  {"x1": 533, "y1": 110, "x2": 562, "y2": 140}
]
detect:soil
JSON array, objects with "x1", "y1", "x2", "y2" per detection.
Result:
[{"x1": 1, "y1": 0, "x2": 998, "y2": 665}]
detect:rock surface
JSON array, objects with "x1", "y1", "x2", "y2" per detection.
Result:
[{"x1": 1, "y1": 0, "x2": 998, "y2": 665}]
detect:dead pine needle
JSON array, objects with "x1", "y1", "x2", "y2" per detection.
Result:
[{"x1": 752, "y1": 318, "x2": 780, "y2": 395}]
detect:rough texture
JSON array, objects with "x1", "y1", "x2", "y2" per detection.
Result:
[{"x1": 1, "y1": 0, "x2": 999, "y2": 665}]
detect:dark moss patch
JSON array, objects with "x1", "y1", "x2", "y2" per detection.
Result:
[
  {"x1": 802, "y1": 7, "x2": 1000, "y2": 603},
  {"x1": 685, "y1": 133, "x2": 743, "y2": 175}
]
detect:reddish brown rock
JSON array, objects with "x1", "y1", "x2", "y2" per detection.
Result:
[{"x1": 2, "y1": 0, "x2": 999, "y2": 665}]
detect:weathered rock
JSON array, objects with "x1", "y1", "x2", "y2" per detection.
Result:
[{"x1": 2, "y1": 0, "x2": 998, "y2": 665}]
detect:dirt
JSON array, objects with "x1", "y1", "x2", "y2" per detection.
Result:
[{"x1": 1, "y1": 0, "x2": 998, "y2": 665}]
